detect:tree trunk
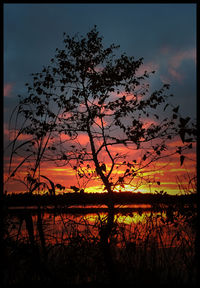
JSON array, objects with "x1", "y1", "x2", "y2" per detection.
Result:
[
  {"x1": 85, "y1": 106, "x2": 117, "y2": 283},
  {"x1": 99, "y1": 202, "x2": 117, "y2": 284}
]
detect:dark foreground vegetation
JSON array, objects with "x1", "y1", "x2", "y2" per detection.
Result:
[{"x1": 2, "y1": 192, "x2": 198, "y2": 288}]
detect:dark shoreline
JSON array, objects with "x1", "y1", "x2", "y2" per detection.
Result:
[
  {"x1": 7, "y1": 206, "x2": 152, "y2": 216},
  {"x1": 4, "y1": 192, "x2": 197, "y2": 208}
]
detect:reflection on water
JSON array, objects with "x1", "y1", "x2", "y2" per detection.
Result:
[
  {"x1": 5, "y1": 204, "x2": 197, "y2": 286},
  {"x1": 7, "y1": 204, "x2": 195, "y2": 248}
]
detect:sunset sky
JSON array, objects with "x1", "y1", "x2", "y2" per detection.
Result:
[{"x1": 4, "y1": 3, "x2": 196, "y2": 195}]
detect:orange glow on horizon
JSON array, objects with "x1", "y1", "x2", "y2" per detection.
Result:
[
  {"x1": 4, "y1": 126, "x2": 196, "y2": 196},
  {"x1": 4, "y1": 155, "x2": 196, "y2": 195}
]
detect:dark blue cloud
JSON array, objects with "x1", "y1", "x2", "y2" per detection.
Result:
[{"x1": 4, "y1": 3, "x2": 196, "y2": 121}]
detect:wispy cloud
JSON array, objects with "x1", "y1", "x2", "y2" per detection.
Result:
[
  {"x1": 169, "y1": 48, "x2": 196, "y2": 68},
  {"x1": 159, "y1": 47, "x2": 196, "y2": 83}
]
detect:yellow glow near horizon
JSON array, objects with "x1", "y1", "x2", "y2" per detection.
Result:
[{"x1": 4, "y1": 136, "x2": 196, "y2": 195}]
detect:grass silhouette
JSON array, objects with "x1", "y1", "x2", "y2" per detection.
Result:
[{"x1": 3, "y1": 200, "x2": 197, "y2": 287}]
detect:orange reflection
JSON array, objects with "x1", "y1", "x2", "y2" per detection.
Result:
[{"x1": 8, "y1": 208, "x2": 195, "y2": 250}]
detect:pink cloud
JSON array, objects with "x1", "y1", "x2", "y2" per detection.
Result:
[
  {"x1": 159, "y1": 74, "x2": 171, "y2": 84},
  {"x1": 169, "y1": 48, "x2": 196, "y2": 69},
  {"x1": 4, "y1": 83, "x2": 14, "y2": 97},
  {"x1": 160, "y1": 47, "x2": 196, "y2": 83},
  {"x1": 168, "y1": 67, "x2": 183, "y2": 82},
  {"x1": 4, "y1": 124, "x2": 32, "y2": 142}
]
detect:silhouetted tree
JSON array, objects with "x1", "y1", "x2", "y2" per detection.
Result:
[
  {"x1": 7, "y1": 26, "x2": 196, "y2": 198},
  {"x1": 4, "y1": 26, "x2": 197, "y2": 285}
]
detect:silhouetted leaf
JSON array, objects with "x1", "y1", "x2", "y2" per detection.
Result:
[
  {"x1": 70, "y1": 186, "x2": 79, "y2": 193},
  {"x1": 118, "y1": 176, "x2": 124, "y2": 183},
  {"x1": 101, "y1": 163, "x2": 106, "y2": 172},
  {"x1": 172, "y1": 105, "x2": 179, "y2": 113},
  {"x1": 142, "y1": 154, "x2": 146, "y2": 161},
  {"x1": 180, "y1": 155, "x2": 185, "y2": 166},
  {"x1": 176, "y1": 147, "x2": 182, "y2": 155},
  {"x1": 179, "y1": 117, "x2": 190, "y2": 127},
  {"x1": 179, "y1": 130, "x2": 185, "y2": 143}
]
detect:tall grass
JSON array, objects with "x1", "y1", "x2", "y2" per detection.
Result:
[{"x1": 4, "y1": 204, "x2": 197, "y2": 287}]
